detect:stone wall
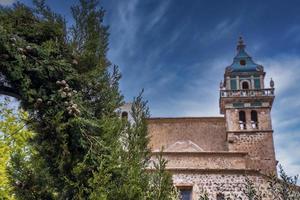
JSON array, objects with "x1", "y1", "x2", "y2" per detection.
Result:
[
  {"x1": 150, "y1": 152, "x2": 248, "y2": 170},
  {"x1": 172, "y1": 171, "x2": 273, "y2": 200},
  {"x1": 147, "y1": 116, "x2": 277, "y2": 174},
  {"x1": 225, "y1": 107, "x2": 276, "y2": 175},
  {"x1": 147, "y1": 117, "x2": 226, "y2": 152},
  {"x1": 227, "y1": 131, "x2": 277, "y2": 174}
]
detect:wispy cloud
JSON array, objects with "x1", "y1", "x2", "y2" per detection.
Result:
[
  {"x1": 284, "y1": 25, "x2": 300, "y2": 44},
  {"x1": 0, "y1": 0, "x2": 15, "y2": 6},
  {"x1": 199, "y1": 18, "x2": 241, "y2": 44},
  {"x1": 106, "y1": 0, "x2": 140, "y2": 61},
  {"x1": 106, "y1": 0, "x2": 188, "y2": 104},
  {"x1": 150, "y1": 56, "x2": 230, "y2": 117},
  {"x1": 145, "y1": 0, "x2": 170, "y2": 32}
]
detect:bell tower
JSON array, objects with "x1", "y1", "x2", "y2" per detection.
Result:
[{"x1": 219, "y1": 37, "x2": 277, "y2": 175}]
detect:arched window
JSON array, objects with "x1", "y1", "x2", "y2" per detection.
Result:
[
  {"x1": 239, "y1": 111, "x2": 246, "y2": 130},
  {"x1": 251, "y1": 110, "x2": 258, "y2": 129},
  {"x1": 242, "y1": 81, "x2": 249, "y2": 90},
  {"x1": 239, "y1": 111, "x2": 246, "y2": 122},
  {"x1": 121, "y1": 111, "x2": 128, "y2": 119},
  {"x1": 217, "y1": 193, "x2": 225, "y2": 200}
]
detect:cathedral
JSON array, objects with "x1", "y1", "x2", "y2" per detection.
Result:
[{"x1": 121, "y1": 37, "x2": 277, "y2": 200}]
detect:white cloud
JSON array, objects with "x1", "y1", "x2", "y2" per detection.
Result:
[
  {"x1": 274, "y1": 131, "x2": 300, "y2": 178},
  {"x1": 0, "y1": 0, "x2": 15, "y2": 6},
  {"x1": 260, "y1": 55, "x2": 300, "y2": 94}
]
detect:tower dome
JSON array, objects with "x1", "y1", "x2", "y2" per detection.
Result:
[{"x1": 226, "y1": 37, "x2": 263, "y2": 72}]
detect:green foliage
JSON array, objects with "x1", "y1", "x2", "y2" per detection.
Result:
[
  {"x1": 0, "y1": 0, "x2": 177, "y2": 199},
  {"x1": 0, "y1": 98, "x2": 34, "y2": 200},
  {"x1": 86, "y1": 93, "x2": 178, "y2": 200},
  {"x1": 243, "y1": 177, "x2": 262, "y2": 200},
  {"x1": 198, "y1": 189, "x2": 209, "y2": 200},
  {"x1": 196, "y1": 167, "x2": 299, "y2": 200},
  {"x1": 241, "y1": 167, "x2": 300, "y2": 200},
  {"x1": 113, "y1": 93, "x2": 151, "y2": 199},
  {"x1": 0, "y1": 0, "x2": 120, "y2": 197},
  {"x1": 148, "y1": 150, "x2": 179, "y2": 200},
  {"x1": 268, "y1": 165, "x2": 300, "y2": 200}
]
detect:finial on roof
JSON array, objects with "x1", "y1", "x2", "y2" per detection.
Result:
[
  {"x1": 220, "y1": 80, "x2": 223, "y2": 89},
  {"x1": 270, "y1": 78, "x2": 274, "y2": 88},
  {"x1": 237, "y1": 36, "x2": 246, "y2": 51}
]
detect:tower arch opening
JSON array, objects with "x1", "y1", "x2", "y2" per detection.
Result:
[
  {"x1": 242, "y1": 81, "x2": 250, "y2": 90},
  {"x1": 251, "y1": 110, "x2": 258, "y2": 129},
  {"x1": 239, "y1": 110, "x2": 246, "y2": 130}
]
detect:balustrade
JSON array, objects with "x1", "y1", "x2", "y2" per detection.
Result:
[{"x1": 220, "y1": 88, "x2": 274, "y2": 98}]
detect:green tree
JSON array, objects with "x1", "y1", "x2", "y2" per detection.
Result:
[
  {"x1": 148, "y1": 151, "x2": 179, "y2": 200},
  {"x1": 0, "y1": 0, "x2": 176, "y2": 199},
  {"x1": 268, "y1": 165, "x2": 300, "y2": 200},
  {"x1": 239, "y1": 167, "x2": 299, "y2": 200},
  {"x1": 198, "y1": 191, "x2": 209, "y2": 200},
  {"x1": 111, "y1": 94, "x2": 152, "y2": 199},
  {"x1": 243, "y1": 177, "x2": 262, "y2": 200},
  {"x1": 0, "y1": 98, "x2": 33, "y2": 200}
]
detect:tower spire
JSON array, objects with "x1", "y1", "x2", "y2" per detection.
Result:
[{"x1": 237, "y1": 36, "x2": 246, "y2": 51}]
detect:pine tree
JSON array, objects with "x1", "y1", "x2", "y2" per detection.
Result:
[
  {"x1": 148, "y1": 151, "x2": 180, "y2": 200},
  {"x1": 110, "y1": 93, "x2": 151, "y2": 199}
]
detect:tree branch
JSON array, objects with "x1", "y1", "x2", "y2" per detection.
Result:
[{"x1": 0, "y1": 85, "x2": 21, "y2": 99}]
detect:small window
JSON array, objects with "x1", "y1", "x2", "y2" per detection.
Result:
[
  {"x1": 242, "y1": 81, "x2": 249, "y2": 90},
  {"x1": 217, "y1": 193, "x2": 225, "y2": 200},
  {"x1": 240, "y1": 60, "x2": 246, "y2": 65},
  {"x1": 121, "y1": 111, "x2": 128, "y2": 119},
  {"x1": 251, "y1": 110, "x2": 258, "y2": 122},
  {"x1": 239, "y1": 111, "x2": 246, "y2": 130},
  {"x1": 178, "y1": 187, "x2": 192, "y2": 200}
]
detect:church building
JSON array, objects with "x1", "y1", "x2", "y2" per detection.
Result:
[{"x1": 147, "y1": 37, "x2": 277, "y2": 199}]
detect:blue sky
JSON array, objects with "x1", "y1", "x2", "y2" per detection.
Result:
[{"x1": 1, "y1": 0, "x2": 300, "y2": 178}]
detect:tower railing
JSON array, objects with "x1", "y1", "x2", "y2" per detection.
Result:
[{"x1": 220, "y1": 88, "x2": 274, "y2": 98}]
